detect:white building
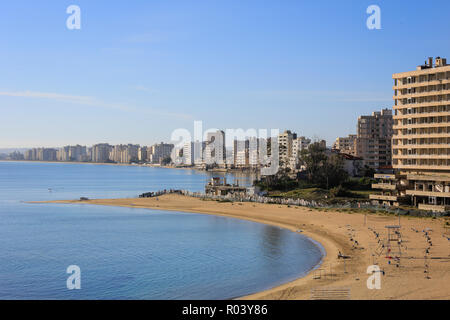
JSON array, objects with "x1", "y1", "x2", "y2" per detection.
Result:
[
  {"x1": 204, "y1": 131, "x2": 226, "y2": 167},
  {"x1": 233, "y1": 139, "x2": 249, "y2": 168},
  {"x1": 278, "y1": 130, "x2": 296, "y2": 168},
  {"x1": 183, "y1": 142, "x2": 195, "y2": 166},
  {"x1": 289, "y1": 136, "x2": 311, "y2": 170}
]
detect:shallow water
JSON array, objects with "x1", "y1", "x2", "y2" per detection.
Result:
[{"x1": 0, "y1": 161, "x2": 323, "y2": 299}]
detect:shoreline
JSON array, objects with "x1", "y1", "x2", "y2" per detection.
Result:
[
  {"x1": 0, "y1": 159, "x2": 182, "y2": 169},
  {"x1": 34, "y1": 194, "x2": 450, "y2": 300},
  {"x1": 0, "y1": 160, "x2": 260, "y2": 174}
]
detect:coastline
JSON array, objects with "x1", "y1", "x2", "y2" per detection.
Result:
[
  {"x1": 0, "y1": 159, "x2": 181, "y2": 169},
  {"x1": 0, "y1": 160, "x2": 260, "y2": 174},
  {"x1": 34, "y1": 194, "x2": 450, "y2": 300}
]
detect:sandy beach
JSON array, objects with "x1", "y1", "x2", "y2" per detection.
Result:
[{"x1": 39, "y1": 194, "x2": 450, "y2": 300}]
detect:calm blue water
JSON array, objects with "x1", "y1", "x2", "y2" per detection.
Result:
[{"x1": 0, "y1": 161, "x2": 323, "y2": 300}]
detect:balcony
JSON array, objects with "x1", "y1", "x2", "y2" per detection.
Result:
[
  {"x1": 374, "y1": 174, "x2": 397, "y2": 180},
  {"x1": 418, "y1": 204, "x2": 450, "y2": 212},
  {"x1": 393, "y1": 122, "x2": 450, "y2": 130},
  {"x1": 405, "y1": 189, "x2": 450, "y2": 198},
  {"x1": 369, "y1": 194, "x2": 398, "y2": 201},
  {"x1": 394, "y1": 100, "x2": 450, "y2": 109},
  {"x1": 393, "y1": 132, "x2": 450, "y2": 139},
  {"x1": 372, "y1": 183, "x2": 397, "y2": 190},
  {"x1": 393, "y1": 111, "x2": 450, "y2": 120},
  {"x1": 407, "y1": 174, "x2": 450, "y2": 182},
  {"x1": 393, "y1": 144, "x2": 450, "y2": 149},
  {"x1": 393, "y1": 164, "x2": 450, "y2": 170},
  {"x1": 393, "y1": 78, "x2": 450, "y2": 90},
  {"x1": 393, "y1": 88, "x2": 450, "y2": 100},
  {"x1": 392, "y1": 154, "x2": 450, "y2": 160}
]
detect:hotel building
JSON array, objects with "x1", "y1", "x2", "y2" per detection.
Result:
[
  {"x1": 372, "y1": 57, "x2": 450, "y2": 211},
  {"x1": 392, "y1": 57, "x2": 450, "y2": 211}
]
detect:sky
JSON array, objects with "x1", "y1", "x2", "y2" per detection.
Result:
[{"x1": 0, "y1": 0, "x2": 449, "y2": 148}]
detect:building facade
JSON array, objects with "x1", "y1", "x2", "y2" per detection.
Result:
[
  {"x1": 150, "y1": 143, "x2": 174, "y2": 164},
  {"x1": 278, "y1": 130, "x2": 296, "y2": 169},
  {"x1": 391, "y1": 57, "x2": 450, "y2": 211},
  {"x1": 356, "y1": 109, "x2": 393, "y2": 169},
  {"x1": 91, "y1": 144, "x2": 111, "y2": 163},
  {"x1": 290, "y1": 136, "x2": 311, "y2": 170},
  {"x1": 182, "y1": 142, "x2": 195, "y2": 166},
  {"x1": 333, "y1": 134, "x2": 357, "y2": 155},
  {"x1": 204, "y1": 131, "x2": 226, "y2": 167}
]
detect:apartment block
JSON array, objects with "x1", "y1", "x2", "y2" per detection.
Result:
[
  {"x1": 333, "y1": 134, "x2": 357, "y2": 155},
  {"x1": 150, "y1": 143, "x2": 174, "y2": 164},
  {"x1": 58, "y1": 145, "x2": 87, "y2": 162},
  {"x1": 182, "y1": 142, "x2": 195, "y2": 166},
  {"x1": 110, "y1": 144, "x2": 139, "y2": 164},
  {"x1": 290, "y1": 136, "x2": 311, "y2": 170},
  {"x1": 138, "y1": 147, "x2": 149, "y2": 162},
  {"x1": 57, "y1": 146, "x2": 71, "y2": 162},
  {"x1": 233, "y1": 139, "x2": 250, "y2": 168},
  {"x1": 91, "y1": 143, "x2": 112, "y2": 163},
  {"x1": 24, "y1": 149, "x2": 36, "y2": 160},
  {"x1": 278, "y1": 130, "x2": 297, "y2": 169},
  {"x1": 23, "y1": 148, "x2": 57, "y2": 161},
  {"x1": 193, "y1": 141, "x2": 206, "y2": 167},
  {"x1": 249, "y1": 137, "x2": 263, "y2": 168},
  {"x1": 356, "y1": 109, "x2": 393, "y2": 169},
  {"x1": 204, "y1": 131, "x2": 226, "y2": 167},
  {"x1": 391, "y1": 57, "x2": 450, "y2": 211}
]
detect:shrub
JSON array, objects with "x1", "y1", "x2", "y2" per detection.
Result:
[{"x1": 329, "y1": 185, "x2": 352, "y2": 198}]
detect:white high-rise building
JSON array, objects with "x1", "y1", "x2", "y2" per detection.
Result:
[
  {"x1": 204, "y1": 131, "x2": 226, "y2": 167},
  {"x1": 183, "y1": 142, "x2": 195, "y2": 165},
  {"x1": 233, "y1": 139, "x2": 249, "y2": 168}
]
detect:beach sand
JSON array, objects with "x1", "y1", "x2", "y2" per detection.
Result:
[{"x1": 39, "y1": 194, "x2": 450, "y2": 300}]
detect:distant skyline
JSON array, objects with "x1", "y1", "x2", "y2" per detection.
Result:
[{"x1": 1, "y1": 0, "x2": 449, "y2": 148}]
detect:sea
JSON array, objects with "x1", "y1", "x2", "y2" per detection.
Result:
[{"x1": 0, "y1": 161, "x2": 323, "y2": 300}]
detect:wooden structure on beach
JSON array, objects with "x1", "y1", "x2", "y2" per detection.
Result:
[
  {"x1": 385, "y1": 225, "x2": 403, "y2": 267},
  {"x1": 205, "y1": 177, "x2": 248, "y2": 196}
]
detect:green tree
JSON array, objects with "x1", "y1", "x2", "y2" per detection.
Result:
[
  {"x1": 299, "y1": 142, "x2": 348, "y2": 189},
  {"x1": 299, "y1": 142, "x2": 327, "y2": 183},
  {"x1": 322, "y1": 153, "x2": 348, "y2": 189}
]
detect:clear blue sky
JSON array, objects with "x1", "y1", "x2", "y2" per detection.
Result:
[{"x1": 1, "y1": 0, "x2": 449, "y2": 148}]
